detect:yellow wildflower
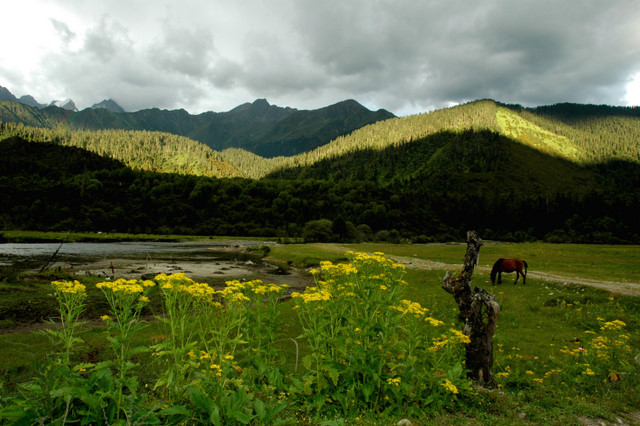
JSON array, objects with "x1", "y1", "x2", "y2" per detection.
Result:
[
  {"x1": 600, "y1": 320, "x2": 626, "y2": 331},
  {"x1": 440, "y1": 379, "x2": 459, "y2": 394},
  {"x1": 386, "y1": 377, "x2": 401, "y2": 386},
  {"x1": 52, "y1": 280, "x2": 87, "y2": 295},
  {"x1": 210, "y1": 363, "x2": 223, "y2": 377}
]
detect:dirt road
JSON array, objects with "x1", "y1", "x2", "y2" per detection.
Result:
[{"x1": 386, "y1": 255, "x2": 640, "y2": 297}]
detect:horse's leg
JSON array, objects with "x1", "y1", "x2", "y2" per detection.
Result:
[
  {"x1": 498, "y1": 272, "x2": 502, "y2": 284},
  {"x1": 523, "y1": 270, "x2": 526, "y2": 285},
  {"x1": 514, "y1": 271, "x2": 519, "y2": 285}
]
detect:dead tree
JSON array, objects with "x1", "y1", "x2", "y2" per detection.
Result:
[{"x1": 442, "y1": 231, "x2": 500, "y2": 386}]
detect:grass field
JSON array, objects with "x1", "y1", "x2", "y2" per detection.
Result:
[{"x1": 1, "y1": 239, "x2": 639, "y2": 424}]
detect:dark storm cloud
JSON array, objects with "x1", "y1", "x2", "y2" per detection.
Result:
[
  {"x1": 287, "y1": 0, "x2": 640, "y2": 112},
  {"x1": 10, "y1": 0, "x2": 639, "y2": 115}
]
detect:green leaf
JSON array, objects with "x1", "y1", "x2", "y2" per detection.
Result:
[
  {"x1": 233, "y1": 411, "x2": 253, "y2": 424},
  {"x1": 159, "y1": 405, "x2": 190, "y2": 416},
  {"x1": 302, "y1": 354, "x2": 314, "y2": 371},
  {"x1": 361, "y1": 382, "x2": 375, "y2": 401},
  {"x1": 188, "y1": 386, "x2": 214, "y2": 415},
  {"x1": 253, "y1": 399, "x2": 265, "y2": 419},
  {"x1": 208, "y1": 407, "x2": 221, "y2": 425},
  {"x1": 325, "y1": 365, "x2": 340, "y2": 386}
]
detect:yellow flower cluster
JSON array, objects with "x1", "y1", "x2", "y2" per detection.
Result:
[
  {"x1": 560, "y1": 345, "x2": 586, "y2": 357},
  {"x1": 390, "y1": 300, "x2": 429, "y2": 317},
  {"x1": 209, "y1": 363, "x2": 223, "y2": 377},
  {"x1": 187, "y1": 349, "x2": 214, "y2": 361},
  {"x1": 346, "y1": 251, "x2": 406, "y2": 272},
  {"x1": 600, "y1": 319, "x2": 626, "y2": 331},
  {"x1": 219, "y1": 279, "x2": 287, "y2": 302},
  {"x1": 440, "y1": 378, "x2": 459, "y2": 394},
  {"x1": 291, "y1": 286, "x2": 332, "y2": 303},
  {"x1": 97, "y1": 278, "x2": 153, "y2": 294},
  {"x1": 544, "y1": 368, "x2": 562, "y2": 378},
  {"x1": 496, "y1": 366, "x2": 511, "y2": 378},
  {"x1": 429, "y1": 329, "x2": 470, "y2": 352},
  {"x1": 449, "y1": 328, "x2": 471, "y2": 344},
  {"x1": 51, "y1": 280, "x2": 87, "y2": 295},
  {"x1": 387, "y1": 377, "x2": 401, "y2": 386},
  {"x1": 319, "y1": 260, "x2": 359, "y2": 276},
  {"x1": 155, "y1": 273, "x2": 214, "y2": 299}
]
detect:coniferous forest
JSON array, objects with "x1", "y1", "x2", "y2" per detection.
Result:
[{"x1": 1, "y1": 99, "x2": 640, "y2": 243}]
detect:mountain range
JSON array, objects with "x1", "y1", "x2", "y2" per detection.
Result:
[
  {"x1": 2, "y1": 93, "x2": 640, "y2": 242},
  {"x1": 0, "y1": 86, "x2": 394, "y2": 157}
]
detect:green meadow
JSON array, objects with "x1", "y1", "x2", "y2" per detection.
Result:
[{"x1": 0, "y1": 240, "x2": 638, "y2": 424}]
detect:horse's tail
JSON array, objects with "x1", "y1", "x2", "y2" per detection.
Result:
[
  {"x1": 523, "y1": 260, "x2": 528, "y2": 283},
  {"x1": 490, "y1": 258, "x2": 503, "y2": 284}
]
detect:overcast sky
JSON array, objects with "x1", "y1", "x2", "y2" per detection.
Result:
[{"x1": 1, "y1": 0, "x2": 640, "y2": 116}]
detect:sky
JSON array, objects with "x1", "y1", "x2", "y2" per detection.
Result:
[{"x1": 1, "y1": 0, "x2": 640, "y2": 116}]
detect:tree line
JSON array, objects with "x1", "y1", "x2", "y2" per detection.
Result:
[{"x1": 2, "y1": 136, "x2": 638, "y2": 243}]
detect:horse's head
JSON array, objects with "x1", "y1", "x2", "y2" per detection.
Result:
[{"x1": 490, "y1": 258, "x2": 503, "y2": 285}]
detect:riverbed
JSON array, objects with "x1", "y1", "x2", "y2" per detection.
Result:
[{"x1": 0, "y1": 240, "x2": 311, "y2": 289}]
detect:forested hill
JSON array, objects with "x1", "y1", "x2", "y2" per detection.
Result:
[
  {"x1": 263, "y1": 99, "x2": 640, "y2": 181},
  {"x1": 0, "y1": 122, "x2": 242, "y2": 178},
  {"x1": 0, "y1": 98, "x2": 394, "y2": 157}
]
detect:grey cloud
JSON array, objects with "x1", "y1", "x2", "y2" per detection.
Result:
[
  {"x1": 50, "y1": 19, "x2": 76, "y2": 44},
  {"x1": 41, "y1": 14, "x2": 218, "y2": 111},
  {"x1": 286, "y1": 0, "x2": 640, "y2": 111},
  {"x1": 148, "y1": 25, "x2": 216, "y2": 78},
  {"x1": 83, "y1": 16, "x2": 132, "y2": 62},
  {"x1": 12, "y1": 0, "x2": 640, "y2": 115}
]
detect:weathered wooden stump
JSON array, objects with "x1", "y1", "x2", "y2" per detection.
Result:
[{"x1": 442, "y1": 231, "x2": 500, "y2": 386}]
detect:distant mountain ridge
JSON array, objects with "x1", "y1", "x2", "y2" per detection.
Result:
[
  {"x1": 0, "y1": 86, "x2": 79, "y2": 111},
  {"x1": 0, "y1": 87, "x2": 395, "y2": 156}
]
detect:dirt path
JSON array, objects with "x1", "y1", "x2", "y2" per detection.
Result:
[{"x1": 386, "y1": 255, "x2": 640, "y2": 297}]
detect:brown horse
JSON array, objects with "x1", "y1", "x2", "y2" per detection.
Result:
[{"x1": 490, "y1": 258, "x2": 528, "y2": 285}]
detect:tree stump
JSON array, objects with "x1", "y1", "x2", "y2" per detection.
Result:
[{"x1": 442, "y1": 231, "x2": 500, "y2": 386}]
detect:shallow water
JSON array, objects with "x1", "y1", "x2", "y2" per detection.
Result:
[
  {"x1": 0, "y1": 240, "x2": 262, "y2": 271},
  {"x1": 0, "y1": 241, "x2": 258, "y2": 257}
]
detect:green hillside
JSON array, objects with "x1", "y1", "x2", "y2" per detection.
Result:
[
  {"x1": 0, "y1": 121, "x2": 242, "y2": 178},
  {"x1": 267, "y1": 129, "x2": 601, "y2": 194},
  {"x1": 263, "y1": 99, "x2": 640, "y2": 185}
]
